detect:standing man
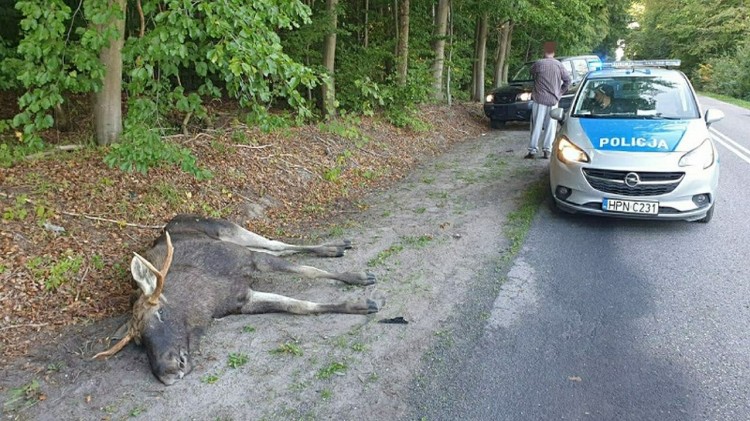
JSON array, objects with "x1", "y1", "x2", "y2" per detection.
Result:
[{"x1": 526, "y1": 42, "x2": 571, "y2": 159}]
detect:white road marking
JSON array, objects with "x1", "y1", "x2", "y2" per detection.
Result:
[{"x1": 711, "y1": 127, "x2": 750, "y2": 165}]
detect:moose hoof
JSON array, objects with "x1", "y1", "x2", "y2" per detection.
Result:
[
  {"x1": 333, "y1": 240, "x2": 353, "y2": 257},
  {"x1": 363, "y1": 272, "x2": 376, "y2": 286},
  {"x1": 366, "y1": 297, "x2": 385, "y2": 313}
]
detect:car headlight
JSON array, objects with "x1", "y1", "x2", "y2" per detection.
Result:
[
  {"x1": 557, "y1": 136, "x2": 590, "y2": 163},
  {"x1": 678, "y1": 138, "x2": 715, "y2": 169},
  {"x1": 518, "y1": 92, "x2": 532, "y2": 102},
  {"x1": 485, "y1": 94, "x2": 494, "y2": 103}
]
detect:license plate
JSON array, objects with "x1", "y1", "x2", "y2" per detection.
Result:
[{"x1": 602, "y1": 198, "x2": 659, "y2": 215}]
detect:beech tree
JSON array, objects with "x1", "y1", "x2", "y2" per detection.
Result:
[
  {"x1": 431, "y1": 0, "x2": 450, "y2": 100},
  {"x1": 471, "y1": 12, "x2": 488, "y2": 101},
  {"x1": 94, "y1": 0, "x2": 126, "y2": 146},
  {"x1": 396, "y1": 0, "x2": 410, "y2": 85},
  {"x1": 321, "y1": 0, "x2": 338, "y2": 116},
  {"x1": 492, "y1": 19, "x2": 513, "y2": 87}
]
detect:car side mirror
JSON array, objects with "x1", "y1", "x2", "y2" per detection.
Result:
[
  {"x1": 704, "y1": 108, "x2": 724, "y2": 126},
  {"x1": 550, "y1": 107, "x2": 565, "y2": 122}
]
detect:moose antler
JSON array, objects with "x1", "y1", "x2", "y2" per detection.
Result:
[
  {"x1": 132, "y1": 231, "x2": 174, "y2": 306},
  {"x1": 92, "y1": 332, "x2": 133, "y2": 360},
  {"x1": 92, "y1": 232, "x2": 174, "y2": 360}
]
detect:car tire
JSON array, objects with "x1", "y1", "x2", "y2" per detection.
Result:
[
  {"x1": 490, "y1": 120, "x2": 506, "y2": 129},
  {"x1": 546, "y1": 186, "x2": 563, "y2": 215},
  {"x1": 696, "y1": 205, "x2": 714, "y2": 223}
]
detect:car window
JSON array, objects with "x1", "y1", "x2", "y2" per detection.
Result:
[
  {"x1": 561, "y1": 61, "x2": 574, "y2": 79},
  {"x1": 571, "y1": 59, "x2": 589, "y2": 81},
  {"x1": 572, "y1": 74, "x2": 699, "y2": 119},
  {"x1": 510, "y1": 63, "x2": 533, "y2": 82}
]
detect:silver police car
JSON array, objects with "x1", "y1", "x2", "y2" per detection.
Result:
[{"x1": 548, "y1": 60, "x2": 724, "y2": 223}]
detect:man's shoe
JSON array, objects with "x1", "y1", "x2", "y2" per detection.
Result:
[
  {"x1": 542, "y1": 151, "x2": 550, "y2": 159},
  {"x1": 524, "y1": 152, "x2": 536, "y2": 159}
]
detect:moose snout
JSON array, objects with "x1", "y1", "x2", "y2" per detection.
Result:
[{"x1": 154, "y1": 348, "x2": 191, "y2": 386}]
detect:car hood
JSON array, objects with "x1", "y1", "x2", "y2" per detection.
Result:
[
  {"x1": 489, "y1": 82, "x2": 533, "y2": 95},
  {"x1": 568, "y1": 118, "x2": 710, "y2": 153}
]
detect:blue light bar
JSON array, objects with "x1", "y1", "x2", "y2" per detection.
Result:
[{"x1": 601, "y1": 59, "x2": 681, "y2": 69}]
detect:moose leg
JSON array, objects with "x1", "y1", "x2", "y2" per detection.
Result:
[
  {"x1": 241, "y1": 290, "x2": 383, "y2": 315},
  {"x1": 218, "y1": 223, "x2": 352, "y2": 258},
  {"x1": 253, "y1": 254, "x2": 376, "y2": 286},
  {"x1": 166, "y1": 215, "x2": 352, "y2": 257}
]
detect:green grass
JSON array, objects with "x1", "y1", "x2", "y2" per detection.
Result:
[
  {"x1": 3, "y1": 380, "x2": 41, "y2": 412},
  {"x1": 367, "y1": 244, "x2": 405, "y2": 267},
  {"x1": 401, "y1": 235, "x2": 433, "y2": 248},
  {"x1": 269, "y1": 342, "x2": 304, "y2": 357},
  {"x1": 504, "y1": 178, "x2": 547, "y2": 256},
  {"x1": 129, "y1": 406, "x2": 146, "y2": 417},
  {"x1": 698, "y1": 91, "x2": 750, "y2": 109},
  {"x1": 350, "y1": 342, "x2": 366, "y2": 352},
  {"x1": 242, "y1": 324, "x2": 256, "y2": 333},
  {"x1": 316, "y1": 361, "x2": 348, "y2": 379},
  {"x1": 25, "y1": 254, "x2": 84, "y2": 291},
  {"x1": 328, "y1": 225, "x2": 345, "y2": 237},
  {"x1": 227, "y1": 352, "x2": 249, "y2": 368},
  {"x1": 320, "y1": 389, "x2": 333, "y2": 400},
  {"x1": 201, "y1": 373, "x2": 221, "y2": 384}
]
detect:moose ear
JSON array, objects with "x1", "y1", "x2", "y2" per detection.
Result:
[{"x1": 131, "y1": 254, "x2": 157, "y2": 296}]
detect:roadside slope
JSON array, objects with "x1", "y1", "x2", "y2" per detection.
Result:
[{"x1": 1, "y1": 119, "x2": 549, "y2": 420}]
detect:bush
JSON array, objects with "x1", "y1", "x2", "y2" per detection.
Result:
[
  {"x1": 104, "y1": 126, "x2": 211, "y2": 180},
  {"x1": 703, "y1": 42, "x2": 750, "y2": 101}
]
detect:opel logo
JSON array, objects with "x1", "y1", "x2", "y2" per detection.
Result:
[{"x1": 624, "y1": 172, "x2": 640, "y2": 187}]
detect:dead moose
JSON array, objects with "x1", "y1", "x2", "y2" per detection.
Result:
[{"x1": 93, "y1": 214, "x2": 384, "y2": 385}]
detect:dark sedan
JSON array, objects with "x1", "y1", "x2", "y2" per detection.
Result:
[{"x1": 484, "y1": 55, "x2": 600, "y2": 128}]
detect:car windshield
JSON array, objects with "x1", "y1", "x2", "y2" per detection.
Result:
[
  {"x1": 571, "y1": 73, "x2": 700, "y2": 119},
  {"x1": 510, "y1": 63, "x2": 533, "y2": 82}
]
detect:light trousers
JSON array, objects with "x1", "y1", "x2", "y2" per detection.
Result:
[{"x1": 528, "y1": 102, "x2": 558, "y2": 154}]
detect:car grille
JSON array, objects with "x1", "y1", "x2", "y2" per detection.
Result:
[
  {"x1": 582, "y1": 168, "x2": 684, "y2": 196},
  {"x1": 493, "y1": 94, "x2": 516, "y2": 104}
]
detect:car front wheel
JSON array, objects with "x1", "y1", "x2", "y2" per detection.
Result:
[
  {"x1": 696, "y1": 205, "x2": 714, "y2": 223},
  {"x1": 490, "y1": 119, "x2": 506, "y2": 129}
]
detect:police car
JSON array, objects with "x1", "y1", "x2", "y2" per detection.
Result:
[{"x1": 548, "y1": 60, "x2": 724, "y2": 223}]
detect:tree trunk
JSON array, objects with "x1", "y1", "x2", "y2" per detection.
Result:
[
  {"x1": 492, "y1": 28, "x2": 503, "y2": 88},
  {"x1": 396, "y1": 0, "x2": 410, "y2": 85},
  {"x1": 94, "y1": 0, "x2": 126, "y2": 146},
  {"x1": 364, "y1": 0, "x2": 369, "y2": 48},
  {"x1": 501, "y1": 21, "x2": 514, "y2": 84},
  {"x1": 446, "y1": 0, "x2": 453, "y2": 107},
  {"x1": 472, "y1": 13, "x2": 488, "y2": 102},
  {"x1": 321, "y1": 0, "x2": 338, "y2": 117},
  {"x1": 493, "y1": 19, "x2": 513, "y2": 87},
  {"x1": 430, "y1": 0, "x2": 449, "y2": 100}
]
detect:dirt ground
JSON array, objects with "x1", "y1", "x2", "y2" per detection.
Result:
[{"x1": 0, "y1": 106, "x2": 549, "y2": 420}]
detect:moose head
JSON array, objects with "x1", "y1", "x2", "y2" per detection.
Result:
[{"x1": 93, "y1": 232, "x2": 192, "y2": 384}]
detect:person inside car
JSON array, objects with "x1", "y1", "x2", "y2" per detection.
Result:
[{"x1": 590, "y1": 83, "x2": 616, "y2": 114}]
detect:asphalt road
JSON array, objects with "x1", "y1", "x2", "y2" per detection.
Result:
[{"x1": 410, "y1": 97, "x2": 750, "y2": 420}]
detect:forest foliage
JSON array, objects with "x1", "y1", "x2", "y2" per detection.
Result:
[
  {"x1": 0, "y1": 0, "x2": 746, "y2": 175},
  {"x1": 626, "y1": 0, "x2": 750, "y2": 101}
]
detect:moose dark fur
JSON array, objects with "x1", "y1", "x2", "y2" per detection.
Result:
[{"x1": 93, "y1": 214, "x2": 384, "y2": 385}]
